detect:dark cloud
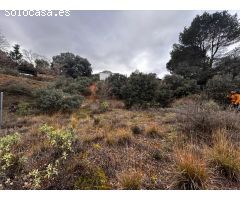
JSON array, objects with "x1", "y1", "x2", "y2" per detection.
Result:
[{"x1": 0, "y1": 10, "x2": 239, "y2": 77}]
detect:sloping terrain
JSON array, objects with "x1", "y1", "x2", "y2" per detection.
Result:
[{"x1": 0, "y1": 75, "x2": 239, "y2": 190}]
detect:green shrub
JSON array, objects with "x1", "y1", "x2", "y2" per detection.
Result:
[
  {"x1": 62, "y1": 94, "x2": 84, "y2": 112},
  {"x1": 122, "y1": 72, "x2": 159, "y2": 108},
  {"x1": 105, "y1": 73, "x2": 127, "y2": 99},
  {"x1": 151, "y1": 149, "x2": 164, "y2": 161},
  {"x1": 157, "y1": 75, "x2": 200, "y2": 107},
  {"x1": 18, "y1": 61, "x2": 37, "y2": 76},
  {"x1": 205, "y1": 74, "x2": 240, "y2": 105},
  {"x1": 16, "y1": 102, "x2": 31, "y2": 116},
  {"x1": 35, "y1": 88, "x2": 83, "y2": 113},
  {"x1": 99, "y1": 101, "x2": 110, "y2": 112},
  {"x1": 0, "y1": 133, "x2": 21, "y2": 153},
  {"x1": 40, "y1": 124, "x2": 74, "y2": 156},
  {"x1": 0, "y1": 82, "x2": 33, "y2": 96},
  {"x1": 74, "y1": 167, "x2": 110, "y2": 190},
  {"x1": 35, "y1": 88, "x2": 64, "y2": 112},
  {"x1": 54, "y1": 76, "x2": 92, "y2": 96},
  {"x1": 0, "y1": 68, "x2": 19, "y2": 76},
  {"x1": 0, "y1": 133, "x2": 22, "y2": 175}
]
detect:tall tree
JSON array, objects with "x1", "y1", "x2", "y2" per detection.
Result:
[
  {"x1": 167, "y1": 44, "x2": 211, "y2": 85},
  {"x1": 214, "y1": 47, "x2": 240, "y2": 79},
  {"x1": 9, "y1": 44, "x2": 23, "y2": 63},
  {"x1": 167, "y1": 11, "x2": 240, "y2": 86},
  {"x1": 180, "y1": 11, "x2": 240, "y2": 67},
  {"x1": 52, "y1": 52, "x2": 92, "y2": 78},
  {"x1": 35, "y1": 58, "x2": 50, "y2": 74}
]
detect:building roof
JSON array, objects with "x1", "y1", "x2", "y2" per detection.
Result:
[{"x1": 100, "y1": 70, "x2": 112, "y2": 74}]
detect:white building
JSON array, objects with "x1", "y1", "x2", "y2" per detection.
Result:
[{"x1": 99, "y1": 70, "x2": 112, "y2": 81}]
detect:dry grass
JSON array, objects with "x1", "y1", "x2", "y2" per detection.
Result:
[
  {"x1": 171, "y1": 145, "x2": 209, "y2": 190},
  {"x1": 205, "y1": 130, "x2": 240, "y2": 181},
  {"x1": 118, "y1": 169, "x2": 144, "y2": 189},
  {"x1": 146, "y1": 123, "x2": 164, "y2": 138},
  {"x1": 1, "y1": 90, "x2": 240, "y2": 189},
  {"x1": 105, "y1": 128, "x2": 133, "y2": 146},
  {"x1": 176, "y1": 101, "x2": 240, "y2": 143}
]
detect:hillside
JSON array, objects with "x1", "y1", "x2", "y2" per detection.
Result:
[{"x1": 0, "y1": 74, "x2": 239, "y2": 190}]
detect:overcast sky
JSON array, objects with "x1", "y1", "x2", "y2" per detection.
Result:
[{"x1": 0, "y1": 10, "x2": 239, "y2": 77}]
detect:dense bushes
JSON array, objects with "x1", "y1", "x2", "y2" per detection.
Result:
[
  {"x1": 163, "y1": 75, "x2": 199, "y2": 98},
  {"x1": 0, "y1": 81, "x2": 33, "y2": 96},
  {"x1": 35, "y1": 88, "x2": 83, "y2": 113},
  {"x1": 206, "y1": 74, "x2": 240, "y2": 105},
  {"x1": 105, "y1": 73, "x2": 127, "y2": 99},
  {"x1": 157, "y1": 75, "x2": 199, "y2": 107},
  {"x1": 122, "y1": 72, "x2": 159, "y2": 108},
  {"x1": 18, "y1": 61, "x2": 37, "y2": 76},
  {"x1": 107, "y1": 72, "x2": 199, "y2": 108},
  {"x1": 53, "y1": 76, "x2": 92, "y2": 96},
  {"x1": 52, "y1": 52, "x2": 92, "y2": 78}
]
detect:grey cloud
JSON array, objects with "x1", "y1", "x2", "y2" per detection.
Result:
[{"x1": 0, "y1": 10, "x2": 238, "y2": 77}]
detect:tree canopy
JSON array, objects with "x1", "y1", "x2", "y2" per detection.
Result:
[
  {"x1": 52, "y1": 52, "x2": 92, "y2": 78},
  {"x1": 167, "y1": 11, "x2": 240, "y2": 86},
  {"x1": 9, "y1": 44, "x2": 23, "y2": 63}
]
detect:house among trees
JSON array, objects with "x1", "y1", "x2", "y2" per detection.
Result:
[{"x1": 99, "y1": 70, "x2": 112, "y2": 81}]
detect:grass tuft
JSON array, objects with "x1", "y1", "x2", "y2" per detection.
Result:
[
  {"x1": 206, "y1": 130, "x2": 240, "y2": 181},
  {"x1": 172, "y1": 146, "x2": 209, "y2": 190},
  {"x1": 119, "y1": 169, "x2": 143, "y2": 190}
]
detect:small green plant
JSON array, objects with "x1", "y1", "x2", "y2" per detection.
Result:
[
  {"x1": 152, "y1": 149, "x2": 163, "y2": 161},
  {"x1": 0, "y1": 133, "x2": 21, "y2": 174},
  {"x1": 29, "y1": 169, "x2": 41, "y2": 189},
  {"x1": 74, "y1": 167, "x2": 110, "y2": 189},
  {"x1": 45, "y1": 161, "x2": 59, "y2": 179},
  {"x1": 16, "y1": 102, "x2": 31, "y2": 116},
  {"x1": 100, "y1": 101, "x2": 110, "y2": 112},
  {"x1": 0, "y1": 133, "x2": 21, "y2": 152},
  {"x1": 40, "y1": 124, "x2": 74, "y2": 157}
]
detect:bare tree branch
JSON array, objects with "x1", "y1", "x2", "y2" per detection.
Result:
[{"x1": 0, "y1": 33, "x2": 9, "y2": 51}]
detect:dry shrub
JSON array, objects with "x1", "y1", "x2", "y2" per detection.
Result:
[
  {"x1": 146, "y1": 124, "x2": 163, "y2": 138},
  {"x1": 176, "y1": 101, "x2": 240, "y2": 142},
  {"x1": 70, "y1": 115, "x2": 79, "y2": 129},
  {"x1": 171, "y1": 94, "x2": 204, "y2": 108},
  {"x1": 206, "y1": 130, "x2": 240, "y2": 181},
  {"x1": 171, "y1": 146, "x2": 209, "y2": 189},
  {"x1": 109, "y1": 115, "x2": 128, "y2": 129},
  {"x1": 118, "y1": 169, "x2": 143, "y2": 189},
  {"x1": 105, "y1": 128, "x2": 133, "y2": 146},
  {"x1": 82, "y1": 131, "x2": 105, "y2": 144}
]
